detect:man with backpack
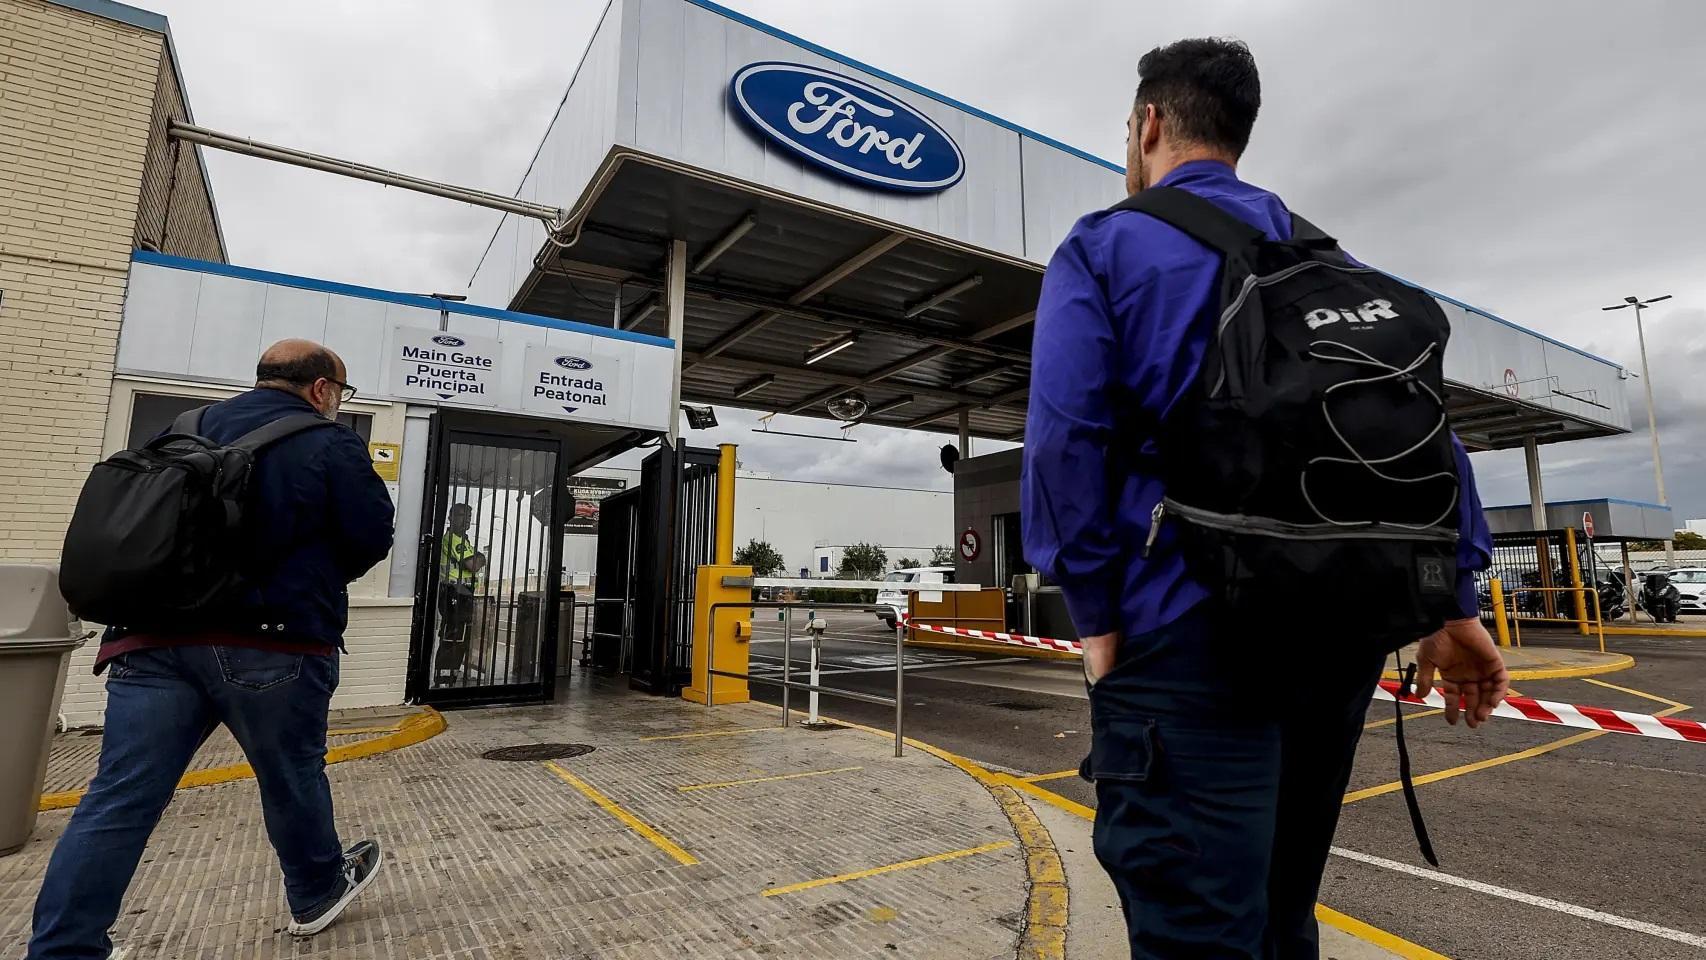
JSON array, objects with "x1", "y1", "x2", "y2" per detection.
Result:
[
  {"x1": 32, "y1": 339, "x2": 395, "y2": 959},
  {"x1": 1021, "y1": 39, "x2": 1509, "y2": 959}
]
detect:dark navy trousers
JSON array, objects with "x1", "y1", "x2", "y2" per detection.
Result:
[{"x1": 1085, "y1": 607, "x2": 1383, "y2": 959}]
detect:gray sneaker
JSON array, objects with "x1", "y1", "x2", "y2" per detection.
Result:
[{"x1": 287, "y1": 839, "x2": 384, "y2": 937}]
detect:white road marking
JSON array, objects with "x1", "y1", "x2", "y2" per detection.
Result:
[{"x1": 1329, "y1": 847, "x2": 1706, "y2": 948}]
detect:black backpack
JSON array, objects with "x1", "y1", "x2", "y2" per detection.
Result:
[
  {"x1": 59, "y1": 406, "x2": 335, "y2": 629},
  {"x1": 1118, "y1": 187, "x2": 1462, "y2": 649}
]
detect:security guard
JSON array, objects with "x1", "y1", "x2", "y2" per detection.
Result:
[{"x1": 435, "y1": 503, "x2": 484, "y2": 682}]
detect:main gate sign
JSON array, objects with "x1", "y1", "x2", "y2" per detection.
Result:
[
  {"x1": 387, "y1": 327, "x2": 500, "y2": 406},
  {"x1": 729, "y1": 62, "x2": 965, "y2": 193}
]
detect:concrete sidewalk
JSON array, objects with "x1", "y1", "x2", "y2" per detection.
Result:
[{"x1": 3, "y1": 674, "x2": 1419, "y2": 958}]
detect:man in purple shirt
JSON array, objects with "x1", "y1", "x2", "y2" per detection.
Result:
[{"x1": 1022, "y1": 39, "x2": 1509, "y2": 958}]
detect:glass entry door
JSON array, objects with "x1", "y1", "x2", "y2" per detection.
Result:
[{"x1": 409, "y1": 426, "x2": 566, "y2": 706}]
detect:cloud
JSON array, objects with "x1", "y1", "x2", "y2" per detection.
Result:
[{"x1": 141, "y1": 0, "x2": 1706, "y2": 521}]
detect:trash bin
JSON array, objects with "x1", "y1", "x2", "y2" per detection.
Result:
[{"x1": 0, "y1": 565, "x2": 87, "y2": 856}]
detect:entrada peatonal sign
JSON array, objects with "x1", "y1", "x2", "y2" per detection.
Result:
[
  {"x1": 519, "y1": 343, "x2": 626, "y2": 424},
  {"x1": 729, "y1": 61, "x2": 964, "y2": 193}
]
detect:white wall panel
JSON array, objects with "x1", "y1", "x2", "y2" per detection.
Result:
[
  {"x1": 120, "y1": 260, "x2": 678, "y2": 434},
  {"x1": 1021, "y1": 136, "x2": 1125, "y2": 262},
  {"x1": 324, "y1": 295, "x2": 390, "y2": 392},
  {"x1": 257, "y1": 283, "x2": 331, "y2": 348},
  {"x1": 117, "y1": 262, "x2": 201, "y2": 374},
  {"x1": 187, "y1": 273, "x2": 268, "y2": 381}
]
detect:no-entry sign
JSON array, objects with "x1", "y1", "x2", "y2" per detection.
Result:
[{"x1": 1583, "y1": 511, "x2": 1596, "y2": 539}]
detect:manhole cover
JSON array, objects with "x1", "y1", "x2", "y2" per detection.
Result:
[
  {"x1": 481, "y1": 743, "x2": 595, "y2": 762},
  {"x1": 990, "y1": 701, "x2": 1045, "y2": 712}
]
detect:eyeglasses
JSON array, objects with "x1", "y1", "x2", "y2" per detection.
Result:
[{"x1": 325, "y1": 379, "x2": 357, "y2": 403}]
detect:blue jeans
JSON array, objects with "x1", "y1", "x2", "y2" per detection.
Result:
[
  {"x1": 28, "y1": 646, "x2": 344, "y2": 960},
  {"x1": 1085, "y1": 607, "x2": 1383, "y2": 960}
]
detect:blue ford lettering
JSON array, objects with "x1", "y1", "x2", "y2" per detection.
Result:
[
  {"x1": 730, "y1": 62, "x2": 964, "y2": 193},
  {"x1": 431, "y1": 335, "x2": 465, "y2": 347},
  {"x1": 554, "y1": 356, "x2": 592, "y2": 370}
]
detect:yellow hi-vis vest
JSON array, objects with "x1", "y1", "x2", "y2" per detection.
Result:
[{"x1": 441, "y1": 531, "x2": 477, "y2": 588}]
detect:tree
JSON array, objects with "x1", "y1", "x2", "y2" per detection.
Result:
[
  {"x1": 929, "y1": 544, "x2": 955, "y2": 566},
  {"x1": 734, "y1": 539, "x2": 785, "y2": 576},
  {"x1": 837, "y1": 542, "x2": 888, "y2": 580},
  {"x1": 1629, "y1": 531, "x2": 1706, "y2": 551},
  {"x1": 897, "y1": 557, "x2": 922, "y2": 569}
]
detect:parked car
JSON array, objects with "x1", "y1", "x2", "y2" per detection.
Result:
[
  {"x1": 1666, "y1": 568, "x2": 1706, "y2": 615},
  {"x1": 874, "y1": 566, "x2": 956, "y2": 628}
]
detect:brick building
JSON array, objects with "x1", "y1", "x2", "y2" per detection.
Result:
[{"x1": 0, "y1": 0, "x2": 224, "y2": 566}]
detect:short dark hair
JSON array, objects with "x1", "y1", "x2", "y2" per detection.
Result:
[
  {"x1": 1135, "y1": 38, "x2": 1261, "y2": 158},
  {"x1": 256, "y1": 347, "x2": 338, "y2": 386}
]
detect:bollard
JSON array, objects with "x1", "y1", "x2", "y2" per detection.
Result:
[
  {"x1": 781, "y1": 607, "x2": 792, "y2": 728},
  {"x1": 799, "y1": 618, "x2": 834, "y2": 729}
]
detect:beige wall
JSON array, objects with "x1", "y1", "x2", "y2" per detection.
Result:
[
  {"x1": 0, "y1": 0, "x2": 164, "y2": 564},
  {"x1": 135, "y1": 47, "x2": 224, "y2": 261}
]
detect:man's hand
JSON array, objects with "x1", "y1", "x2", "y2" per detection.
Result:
[
  {"x1": 1082, "y1": 632, "x2": 1119, "y2": 688},
  {"x1": 1415, "y1": 618, "x2": 1510, "y2": 728}
]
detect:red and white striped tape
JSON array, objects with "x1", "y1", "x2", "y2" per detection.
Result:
[
  {"x1": 902, "y1": 617, "x2": 1704, "y2": 744},
  {"x1": 901, "y1": 616, "x2": 1083, "y2": 654},
  {"x1": 1375, "y1": 680, "x2": 1706, "y2": 743}
]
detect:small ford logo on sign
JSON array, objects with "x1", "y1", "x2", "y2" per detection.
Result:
[
  {"x1": 730, "y1": 62, "x2": 965, "y2": 193},
  {"x1": 554, "y1": 356, "x2": 592, "y2": 370},
  {"x1": 431, "y1": 335, "x2": 465, "y2": 347}
]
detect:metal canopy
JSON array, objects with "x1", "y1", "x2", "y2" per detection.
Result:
[
  {"x1": 507, "y1": 155, "x2": 1625, "y2": 449},
  {"x1": 512, "y1": 157, "x2": 1039, "y2": 441}
]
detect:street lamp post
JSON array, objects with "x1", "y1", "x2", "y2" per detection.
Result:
[{"x1": 1602, "y1": 293, "x2": 1675, "y2": 565}]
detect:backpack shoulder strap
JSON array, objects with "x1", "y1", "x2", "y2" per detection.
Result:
[
  {"x1": 230, "y1": 413, "x2": 337, "y2": 455},
  {"x1": 1287, "y1": 212, "x2": 1341, "y2": 252},
  {"x1": 1108, "y1": 186, "x2": 1265, "y2": 259},
  {"x1": 169, "y1": 405, "x2": 211, "y2": 437}
]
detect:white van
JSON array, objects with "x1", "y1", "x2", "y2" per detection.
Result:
[{"x1": 875, "y1": 566, "x2": 956, "y2": 628}]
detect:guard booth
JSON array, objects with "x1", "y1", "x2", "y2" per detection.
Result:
[{"x1": 1481, "y1": 497, "x2": 1676, "y2": 628}]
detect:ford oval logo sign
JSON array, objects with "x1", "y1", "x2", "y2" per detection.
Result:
[
  {"x1": 730, "y1": 62, "x2": 964, "y2": 193},
  {"x1": 554, "y1": 355, "x2": 592, "y2": 370},
  {"x1": 431, "y1": 335, "x2": 465, "y2": 347}
]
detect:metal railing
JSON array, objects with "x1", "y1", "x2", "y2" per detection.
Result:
[
  {"x1": 704, "y1": 600, "x2": 907, "y2": 756},
  {"x1": 1491, "y1": 580, "x2": 1608, "y2": 653}
]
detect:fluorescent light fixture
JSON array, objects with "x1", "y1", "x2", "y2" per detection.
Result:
[
  {"x1": 905, "y1": 274, "x2": 983, "y2": 319},
  {"x1": 692, "y1": 214, "x2": 758, "y2": 274},
  {"x1": 733, "y1": 374, "x2": 774, "y2": 400},
  {"x1": 950, "y1": 365, "x2": 1008, "y2": 390},
  {"x1": 804, "y1": 334, "x2": 857, "y2": 365}
]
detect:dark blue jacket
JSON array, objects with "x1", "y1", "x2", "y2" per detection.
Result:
[
  {"x1": 110, "y1": 387, "x2": 395, "y2": 649},
  {"x1": 1022, "y1": 161, "x2": 1492, "y2": 640}
]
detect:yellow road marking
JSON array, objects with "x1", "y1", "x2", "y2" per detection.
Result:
[
  {"x1": 1582, "y1": 677, "x2": 1688, "y2": 710},
  {"x1": 639, "y1": 726, "x2": 775, "y2": 741},
  {"x1": 1344, "y1": 700, "x2": 1690, "y2": 805},
  {"x1": 1001, "y1": 773, "x2": 1098, "y2": 821},
  {"x1": 745, "y1": 699, "x2": 1430, "y2": 959},
  {"x1": 39, "y1": 708, "x2": 447, "y2": 812},
  {"x1": 1364, "y1": 708, "x2": 1446, "y2": 731},
  {"x1": 761, "y1": 841, "x2": 1013, "y2": 897},
  {"x1": 1316, "y1": 905, "x2": 1452, "y2": 960},
  {"x1": 1021, "y1": 769, "x2": 1080, "y2": 783},
  {"x1": 542, "y1": 761, "x2": 699, "y2": 866},
  {"x1": 677, "y1": 766, "x2": 862, "y2": 792}
]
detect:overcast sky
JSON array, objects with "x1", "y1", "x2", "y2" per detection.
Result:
[{"x1": 147, "y1": 0, "x2": 1706, "y2": 521}]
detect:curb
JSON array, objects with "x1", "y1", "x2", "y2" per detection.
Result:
[
  {"x1": 1383, "y1": 652, "x2": 1635, "y2": 683},
  {"x1": 750, "y1": 702, "x2": 1068, "y2": 960},
  {"x1": 39, "y1": 707, "x2": 447, "y2": 812}
]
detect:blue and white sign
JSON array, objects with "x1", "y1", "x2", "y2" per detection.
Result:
[
  {"x1": 729, "y1": 62, "x2": 965, "y2": 193},
  {"x1": 520, "y1": 342, "x2": 627, "y2": 423},
  {"x1": 387, "y1": 325, "x2": 499, "y2": 406}
]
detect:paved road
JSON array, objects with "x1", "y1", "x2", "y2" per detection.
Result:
[{"x1": 747, "y1": 613, "x2": 1706, "y2": 958}]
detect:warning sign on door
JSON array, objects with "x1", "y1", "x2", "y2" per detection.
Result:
[{"x1": 369, "y1": 442, "x2": 401, "y2": 481}]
